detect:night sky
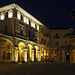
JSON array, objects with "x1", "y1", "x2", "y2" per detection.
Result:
[{"x1": 0, "y1": 0, "x2": 75, "y2": 29}]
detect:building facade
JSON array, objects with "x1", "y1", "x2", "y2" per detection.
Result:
[
  {"x1": 50, "y1": 28, "x2": 75, "y2": 63},
  {"x1": 0, "y1": 4, "x2": 50, "y2": 63},
  {"x1": 0, "y1": 3, "x2": 75, "y2": 63}
]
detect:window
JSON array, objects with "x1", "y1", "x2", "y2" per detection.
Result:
[
  {"x1": 7, "y1": 52, "x2": 10, "y2": 60},
  {"x1": 55, "y1": 42, "x2": 59, "y2": 46},
  {"x1": 31, "y1": 21, "x2": 35, "y2": 28},
  {"x1": 23, "y1": 16, "x2": 26, "y2": 23},
  {"x1": 65, "y1": 40, "x2": 67, "y2": 44},
  {"x1": 3, "y1": 51, "x2": 6, "y2": 59},
  {"x1": 1, "y1": 12, "x2": 5, "y2": 20},
  {"x1": 8, "y1": 10, "x2": 13, "y2": 18},
  {"x1": 17, "y1": 11, "x2": 21, "y2": 20},
  {"x1": 33, "y1": 22, "x2": 35, "y2": 28},
  {"x1": 7, "y1": 45, "x2": 10, "y2": 49},
  {"x1": 27, "y1": 17, "x2": 29, "y2": 24},
  {"x1": 54, "y1": 33, "x2": 59, "y2": 38},
  {"x1": 37, "y1": 25, "x2": 39, "y2": 30},
  {"x1": 41, "y1": 38, "x2": 43, "y2": 43},
  {"x1": 44, "y1": 40, "x2": 46, "y2": 45}
]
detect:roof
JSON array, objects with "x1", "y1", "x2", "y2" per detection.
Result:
[{"x1": 0, "y1": 3, "x2": 43, "y2": 26}]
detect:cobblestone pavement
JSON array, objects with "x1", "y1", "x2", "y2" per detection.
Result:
[{"x1": 0, "y1": 63, "x2": 75, "y2": 75}]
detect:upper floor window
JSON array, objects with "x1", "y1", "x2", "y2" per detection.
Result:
[
  {"x1": 41, "y1": 38, "x2": 43, "y2": 43},
  {"x1": 8, "y1": 10, "x2": 13, "y2": 18},
  {"x1": 65, "y1": 40, "x2": 67, "y2": 44},
  {"x1": 1, "y1": 12, "x2": 5, "y2": 20},
  {"x1": 54, "y1": 33, "x2": 59, "y2": 38},
  {"x1": 26, "y1": 17, "x2": 29, "y2": 24},
  {"x1": 31, "y1": 21, "x2": 35, "y2": 28},
  {"x1": 17, "y1": 11, "x2": 21, "y2": 20},
  {"x1": 55, "y1": 41, "x2": 59, "y2": 46},
  {"x1": 23, "y1": 16, "x2": 27, "y2": 23},
  {"x1": 37, "y1": 25, "x2": 39, "y2": 30},
  {"x1": 21, "y1": 28, "x2": 23, "y2": 35}
]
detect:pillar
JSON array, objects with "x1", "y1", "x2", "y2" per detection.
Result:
[
  {"x1": 23, "y1": 49, "x2": 27, "y2": 62},
  {"x1": 15, "y1": 47, "x2": 18, "y2": 62},
  {"x1": 38, "y1": 51, "x2": 41, "y2": 62},
  {"x1": 31, "y1": 50, "x2": 34, "y2": 62}
]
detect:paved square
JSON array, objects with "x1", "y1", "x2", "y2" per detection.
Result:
[{"x1": 0, "y1": 63, "x2": 75, "y2": 75}]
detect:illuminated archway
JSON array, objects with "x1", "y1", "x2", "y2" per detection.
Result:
[
  {"x1": 27, "y1": 44, "x2": 33, "y2": 62},
  {"x1": 18, "y1": 41, "x2": 26, "y2": 62},
  {"x1": 0, "y1": 37, "x2": 14, "y2": 63}
]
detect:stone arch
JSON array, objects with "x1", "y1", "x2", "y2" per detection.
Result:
[
  {"x1": 0, "y1": 37, "x2": 14, "y2": 62},
  {"x1": 27, "y1": 43, "x2": 33, "y2": 62},
  {"x1": 18, "y1": 41, "x2": 26, "y2": 49},
  {"x1": 17, "y1": 41, "x2": 26, "y2": 62}
]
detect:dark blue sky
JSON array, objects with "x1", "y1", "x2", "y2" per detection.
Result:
[{"x1": 0, "y1": 0, "x2": 75, "y2": 28}]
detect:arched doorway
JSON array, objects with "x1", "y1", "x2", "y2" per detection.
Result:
[
  {"x1": 27, "y1": 44, "x2": 33, "y2": 62},
  {"x1": 18, "y1": 42, "x2": 26, "y2": 63},
  {"x1": 0, "y1": 38, "x2": 13, "y2": 63},
  {"x1": 66, "y1": 52, "x2": 70, "y2": 61},
  {"x1": 34, "y1": 46, "x2": 39, "y2": 62}
]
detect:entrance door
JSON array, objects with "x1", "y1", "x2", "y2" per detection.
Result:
[{"x1": 66, "y1": 53, "x2": 70, "y2": 61}]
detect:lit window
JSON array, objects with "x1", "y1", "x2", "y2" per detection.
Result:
[
  {"x1": 37, "y1": 25, "x2": 39, "y2": 30},
  {"x1": 27, "y1": 17, "x2": 29, "y2": 24},
  {"x1": 23, "y1": 16, "x2": 26, "y2": 23},
  {"x1": 8, "y1": 10, "x2": 13, "y2": 18},
  {"x1": 33, "y1": 22, "x2": 35, "y2": 28},
  {"x1": 1, "y1": 12, "x2": 5, "y2": 20},
  {"x1": 31, "y1": 21, "x2": 34, "y2": 27},
  {"x1": 17, "y1": 11, "x2": 21, "y2": 19}
]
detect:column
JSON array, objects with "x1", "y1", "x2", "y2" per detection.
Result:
[
  {"x1": 38, "y1": 51, "x2": 41, "y2": 62},
  {"x1": 31, "y1": 50, "x2": 34, "y2": 62},
  {"x1": 23, "y1": 49, "x2": 27, "y2": 62},
  {"x1": 15, "y1": 47, "x2": 18, "y2": 62},
  {"x1": 62, "y1": 50, "x2": 65, "y2": 62}
]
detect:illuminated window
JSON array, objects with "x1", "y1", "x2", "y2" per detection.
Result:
[
  {"x1": 23, "y1": 16, "x2": 26, "y2": 23},
  {"x1": 1, "y1": 12, "x2": 5, "y2": 20},
  {"x1": 37, "y1": 25, "x2": 39, "y2": 30},
  {"x1": 17, "y1": 11, "x2": 21, "y2": 19},
  {"x1": 31, "y1": 21, "x2": 34, "y2": 27},
  {"x1": 8, "y1": 10, "x2": 13, "y2": 18},
  {"x1": 26, "y1": 17, "x2": 29, "y2": 24},
  {"x1": 33, "y1": 22, "x2": 35, "y2": 28}
]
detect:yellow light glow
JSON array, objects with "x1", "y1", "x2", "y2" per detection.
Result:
[
  {"x1": 33, "y1": 22, "x2": 35, "y2": 28},
  {"x1": 44, "y1": 50, "x2": 46, "y2": 56},
  {"x1": 26, "y1": 17, "x2": 29, "y2": 24},
  {"x1": 18, "y1": 43, "x2": 22, "y2": 50},
  {"x1": 31, "y1": 21, "x2": 34, "y2": 27},
  {"x1": 23, "y1": 16, "x2": 26, "y2": 23},
  {"x1": 17, "y1": 11, "x2": 21, "y2": 19},
  {"x1": 37, "y1": 25, "x2": 39, "y2": 30},
  {"x1": 1, "y1": 12, "x2": 5, "y2": 20},
  {"x1": 8, "y1": 10, "x2": 13, "y2": 18}
]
